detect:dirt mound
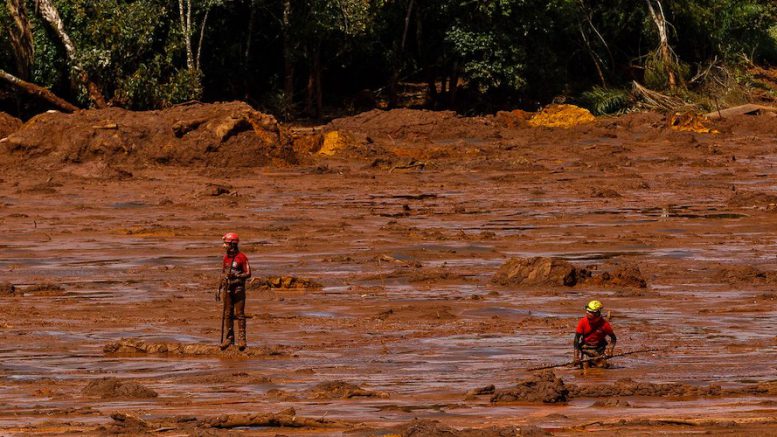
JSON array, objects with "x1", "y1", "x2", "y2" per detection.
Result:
[
  {"x1": 582, "y1": 264, "x2": 648, "y2": 288},
  {"x1": 103, "y1": 338, "x2": 290, "y2": 357},
  {"x1": 308, "y1": 381, "x2": 388, "y2": 399},
  {"x1": 490, "y1": 371, "x2": 569, "y2": 403},
  {"x1": 727, "y1": 191, "x2": 777, "y2": 208},
  {"x1": 492, "y1": 257, "x2": 578, "y2": 287},
  {"x1": 327, "y1": 108, "x2": 491, "y2": 141},
  {"x1": 568, "y1": 378, "x2": 721, "y2": 398},
  {"x1": 82, "y1": 377, "x2": 157, "y2": 399},
  {"x1": 1, "y1": 102, "x2": 296, "y2": 169},
  {"x1": 0, "y1": 112, "x2": 21, "y2": 138},
  {"x1": 493, "y1": 258, "x2": 648, "y2": 289},
  {"x1": 713, "y1": 113, "x2": 777, "y2": 136}
]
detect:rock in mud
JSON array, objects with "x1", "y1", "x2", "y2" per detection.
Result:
[
  {"x1": 308, "y1": 380, "x2": 388, "y2": 399},
  {"x1": 492, "y1": 257, "x2": 578, "y2": 287},
  {"x1": 82, "y1": 378, "x2": 157, "y2": 399},
  {"x1": 1, "y1": 102, "x2": 295, "y2": 169},
  {"x1": 0, "y1": 112, "x2": 22, "y2": 139},
  {"x1": 490, "y1": 371, "x2": 569, "y2": 403}
]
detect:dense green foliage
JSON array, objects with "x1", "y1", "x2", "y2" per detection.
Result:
[{"x1": 1, "y1": 0, "x2": 775, "y2": 116}]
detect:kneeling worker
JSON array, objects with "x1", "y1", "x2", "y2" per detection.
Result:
[{"x1": 573, "y1": 300, "x2": 616, "y2": 368}]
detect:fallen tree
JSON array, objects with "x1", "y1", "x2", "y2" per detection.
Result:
[{"x1": 0, "y1": 69, "x2": 79, "y2": 112}]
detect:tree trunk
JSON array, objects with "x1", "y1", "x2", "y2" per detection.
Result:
[
  {"x1": 6, "y1": 0, "x2": 34, "y2": 80},
  {"x1": 389, "y1": 0, "x2": 415, "y2": 107},
  {"x1": 178, "y1": 0, "x2": 194, "y2": 71},
  {"x1": 282, "y1": 0, "x2": 294, "y2": 117},
  {"x1": 0, "y1": 69, "x2": 79, "y2": 112},
  {"x1": 34, "y1": 0, "x2": 105, "y2": 107},
  {"x1": 314, "y1": 48, "x2": 322, "y2": 118},
  {"x1": 195, "y1": 9, "x2": 210, "y2": 71},
  {"x1": 645, "y1": 0, "x2": 678, "y2": 90}
]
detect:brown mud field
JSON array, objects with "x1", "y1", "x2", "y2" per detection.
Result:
[{"x1": 1, "y1": 103, "x2": 777, "y2": 435}]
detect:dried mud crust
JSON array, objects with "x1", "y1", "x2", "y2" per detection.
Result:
[
  {"x1": 0, "y1": 101, "x2": 296, "y2": 168},
  {"x1": 103, "y1": 338, "x2": 293, "y2": 358}
]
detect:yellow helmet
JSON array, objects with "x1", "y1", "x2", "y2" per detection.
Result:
[{"x1": 585, "y1": 300, "x2": 603, "y2": 312}]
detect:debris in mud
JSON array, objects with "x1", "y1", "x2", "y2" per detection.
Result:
[
  {"x1": 727, "y1": 191, "x2": 777, "y2": 209},
  {"x1": 362, "y1": 419, "x2": 528, "y2": 437},
  {"x1": 308, "y1": 380, "x2": 389, "y2": 399},
  {"x1": 103, "y1": 338, "x2": 291, "y2": 357},
  {"x1": 465, "y1": 384, "x2": 496, "y2": 399},
  {"x1": 1, "y1": 102, "x2": 295, "y2": 168},
  {"x1": 318, "y1": 130, "x2": 352, "y2": 156},
  {"x1": 568, "y1": 378, "x2": 722, "y2": 398},
  {"x1": 82, "y1": 377, "x2": 158, "y2": 399},
  {"x1": 591, "y1": 398, "x2": 632, "y2": 408},
  {"x1": 0, "y1": 112, "x2": 21, "y2": 138},
  {"x1": 712, "y1": 264, "x2": 777, "y2": 284},
  {"x1": 527, "y1": 104, "x2": 596, "y2": 128},
  {"x1": 492, "y1": 257, "x2": 578, "y2": 287},
  {"x1": 373, "y1": 304, "x2": 456, "y2": 321},
  {"x1": 495, "y1": 109, "x2": 532, "y2": 128},
  {"x1": 103, "y1": 408, "x2": 349, "y2": 433},
  {"x1": 491, "y1": 371, "x2": 569, "y2": 403},
  {"x1": 493, "y1": 257, "x2": 648, "y2": 289},
  {"x1": 207, "y1": 184, "x2": 232, "y2": 196},
  {"x1": 20, "y1": 282, "x2": 66, "y2": 293},
  {"x1": 0, "y1": 282, "x2": 16, "y2": 296},
  {"x1": 102, "y1": 412, "x2": 152, "y2": 434},
  {"x1": 249, "y1": 275, "x2": 322, "y2": 289},
  {"x1": 668, "y1": 111, "x2": 719, "y2": 134},
  {"x1": 204, "y1": 407, "x2": 347, "y2": 429},
  {"x1": 704, "y1": 103, "x2": 777, "y2": 119},
  {"x1": 590, "y1": 187, "x2": 622, "y2": 198}
]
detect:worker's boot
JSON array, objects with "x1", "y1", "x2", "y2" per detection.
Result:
[
  {"x1": 237, "y1": 318, "x2": 247, "y2": 351},
  {"x1": 220, "y1": 317, "x2": 234, "y2": 350}
]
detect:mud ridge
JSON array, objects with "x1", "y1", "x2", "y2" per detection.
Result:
[
  {"x1": 103, "y1": 338, "x2": 292, "y2": 358},
  {"x1": 82, "y1": 378, "x2": 157, "y2": 399}
]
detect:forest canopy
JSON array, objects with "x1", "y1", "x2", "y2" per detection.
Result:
[{"x1": 1, "y1": 0, "x2": 776, "y2": 118}]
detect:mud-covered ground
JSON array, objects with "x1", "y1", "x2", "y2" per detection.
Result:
[{"x1": 1, "y1": 105, "x2": 777, "y2": 435}]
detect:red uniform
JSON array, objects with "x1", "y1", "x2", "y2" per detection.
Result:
[
  {"x1": 223, "y1": 252, "x2": 250, "y2": 277},
  {"x1": 576, "y1": 316, "x2": 614, "y2": 346}
]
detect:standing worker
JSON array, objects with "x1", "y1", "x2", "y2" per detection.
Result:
[
  {"x1": 218, "y1": 232, "x2": 251, "y2": 350},
  {"x1": 573, "y1": 300, "x2": 616, "y2": 368}
]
